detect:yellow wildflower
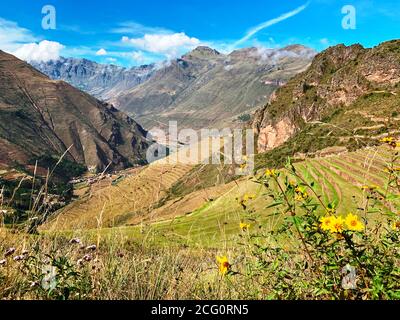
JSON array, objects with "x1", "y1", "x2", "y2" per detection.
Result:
[
  {"x1": 240, "y1": 222, "x2": 250, "y2": 231},
  {"x1": 385, "y1": 167, "x2": 400, "y2": 173},
  {"x1": 320, "y1": 216, "x2": 345, "y2": 234},
  {"x1": 392, "y1": 221, "x2": 400, "y2": 231},
  {"x1": 265, "y1": 169, "x2": 277, "y2": 177},
  {"x1": 345, "y1": 213, "x2": 364, "y2": 232},
  {"x1": 295, "y1": 194, "x2": 306, "y2": 201},
  {"x1": 380, "y1": 137, "x2": 395, "y2": 143},
  {"x1": 320, "y1": 216, "x2": 335, "y2": 232},
  {"x1": 380, "y1": 137, "x2": 399, "y2": 148},
  {"x1": 294, "y1": 186, "x2": 308, "y2": 201},
  {"x1": 331, "y1": 216, "x2": 345, "y2": 233},
  {"x1": 361, "y1": 185, "x2": 378, "y2": 192},
  {"x1": 243, "y1": 194, "x2": 255, "y2": 201},
  {"x1": 216, "y1": 256, "x2": 231, "y2": 275}
]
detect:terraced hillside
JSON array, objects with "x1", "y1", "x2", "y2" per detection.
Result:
[
  {"x1": 44, "y1": 163, "x2": 194, "y2": 230},
  {"x1": 128, "y1": 146, "x2": 397, "y2": 247},
  {"x1": 43, "y1": 139, "x2": 219, "y2": 230},
  {"x1": 47, "y1": 145, "x2": 399, "y2": 248}
]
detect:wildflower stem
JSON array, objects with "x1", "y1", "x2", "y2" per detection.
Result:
[{"x1": 273, "y1": 176, "x2": 314, "y2": 264}]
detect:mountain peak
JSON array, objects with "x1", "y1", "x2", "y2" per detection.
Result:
[
  {"x1": 281, "y1": 44, "x2": 310, "y2": 52},
  {"x1": 313, "y1": 43, "x2": 365, "y2": 67},
  {"x1": 185, "y1": 46, "x2": 221, "y2": 58}
]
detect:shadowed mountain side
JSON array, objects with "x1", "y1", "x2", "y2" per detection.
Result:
[{"x1": 0, "y1": 50, "x2": 150, "y2": 173}]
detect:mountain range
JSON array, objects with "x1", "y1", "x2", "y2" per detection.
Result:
[
  {"x1": 31, "y1": 57, "x2": 155, "y2": 101},
  {"x1": 3, "y1": 40, "x2": 399, "y2": 176},
  {"x1": 1, "y1": 38, "x2": 400, "y2": 231},
  {"x1": 34, "y1": 45, "x2": 316, "y2": 130}
]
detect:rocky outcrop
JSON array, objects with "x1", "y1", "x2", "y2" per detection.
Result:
[
  {"x1": 256, "y1": 117, "x2": 297, "y2": 151},
  {"x1": 253, "y1": 40, "x2": 400, "y2": 153}
]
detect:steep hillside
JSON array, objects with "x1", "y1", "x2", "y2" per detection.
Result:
[
  {"x1": 32, "y1": 57, "x2": 155, "y2": 100},
  {"x1": 111, "y1": 45, "x2": 316, "y2": 129},
  {"x1": 253, "y1": 40, "x2": 400, "y2": 156},
  {"x1": 0, "y1": 50, "x2": 150, "y2": 173}
]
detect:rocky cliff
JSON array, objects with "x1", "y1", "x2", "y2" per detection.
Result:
[{"x1": 253, "y1": 40, "x2": 400, "y2": 153}]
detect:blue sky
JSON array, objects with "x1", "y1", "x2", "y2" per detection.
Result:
[{"x1": 0, "y1": 0, "x2": 399, "y2": 67}]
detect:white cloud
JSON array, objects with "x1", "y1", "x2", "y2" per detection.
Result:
[
  {"x1": 96, "y1": 48, "x2": 107, "y2": 56},
  {"x1": 122, "y1": 32, "x2": 201, "y2": 59},
  {"x1": 0, "y1": 17, "x2": 37, "y2": 52},
  {"x1": 0, "y1": 18, "x2": 65, "y2": 63},
  {"x1": 252, "y1": 46, "x2": 316, "y2": 64},
  {"x1": 232, "y1": 1, "x2": 310, "y2": 49},
  {"x1": 132, "y1": 51, "x2": 145, "y2": 63},
  {"x1": 14, "y1": 40, "x2": 65, "y2": 62}
]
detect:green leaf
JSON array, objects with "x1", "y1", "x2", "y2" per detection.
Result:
[{"x1": 266, "y1": 201, "x2": 283, "y2": 209}]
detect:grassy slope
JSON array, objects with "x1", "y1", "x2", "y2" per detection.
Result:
[{"x1": 59, "y1": 145, "x2": 399, "y2": 248}]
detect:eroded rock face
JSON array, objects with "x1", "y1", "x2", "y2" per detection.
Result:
[
  {"x1": 253, "y1": 40, "x2": 400, "y2": 153},
  {"x1": 257, "y1": 118, "x2": 296, "y2": 151}
]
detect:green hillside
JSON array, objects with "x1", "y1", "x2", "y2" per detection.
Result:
[{"x1": 74, "y1": 145, "x2": 399, "y2": 248}]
